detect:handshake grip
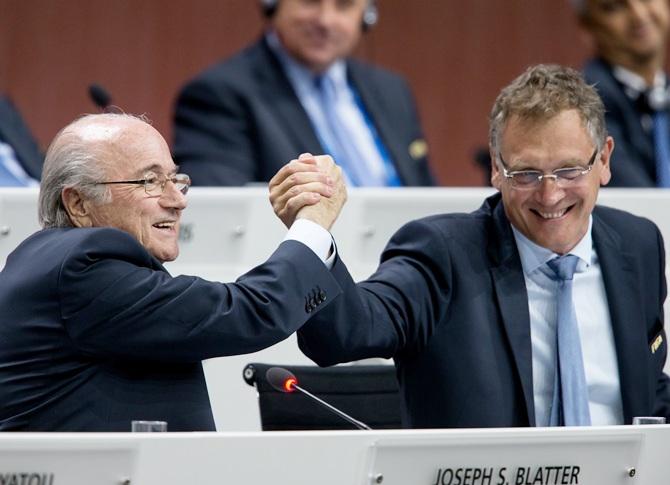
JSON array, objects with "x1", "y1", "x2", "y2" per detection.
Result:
[{"x1": 269, "y1": 153, "x2": 348, "y2": 231}]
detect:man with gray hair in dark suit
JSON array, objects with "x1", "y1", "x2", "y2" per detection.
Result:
[{"x1": 0, "y1": 112, "x2": 346, "y2": 431}]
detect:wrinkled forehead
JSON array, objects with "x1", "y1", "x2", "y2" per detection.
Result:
[{"x1": 502, "y1": 109, "x2": 592, "y2": 138}]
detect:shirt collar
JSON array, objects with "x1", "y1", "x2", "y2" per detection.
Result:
[
  {"x1": 512, "y1": 216, "x2": 593, "y2": 276},
  {"x1": 612, "y1": 64, "x2": 666, "y2": 99},
  {"x1": 265, "y1": 30, "x2": 347, "y2": 89}
]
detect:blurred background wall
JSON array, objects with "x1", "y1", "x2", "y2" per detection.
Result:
[{"x1": 0, "y1": 0, "x2": 592, "y2": 185}]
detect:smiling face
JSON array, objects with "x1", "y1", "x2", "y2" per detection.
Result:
[
  {"x1": 82, "y1": 120, "x2": 187, "y2": 262},
  {"x1": 272, "y1": 0, "x2": 366, "y2": 73},
  {"x1": 582, "y1": 0, "x2": 670, "y2": 67},
  {"x1": 491, "y1": 110, "x2": 613, "y2": 254}
]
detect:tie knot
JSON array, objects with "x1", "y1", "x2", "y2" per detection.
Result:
[{"x1": 547, "y1": 254, "x2": 579, "y2": 281}]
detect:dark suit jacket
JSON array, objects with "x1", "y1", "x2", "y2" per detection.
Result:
[
  {"x1": 584, "y1": 58, "x2": 658, "y2": 187},
  {"x1": 173, "y1": 37, "x2": 435, "y2": 186},
  {"x1": 0, "y1": 96, "x2": 43, "y2": 180},
  {"x1": 0, "y1": 227, "x2": 341, "y2": 431},
  {"x1": 299, "y1": 193, "x2": 670, "y2": 428}
]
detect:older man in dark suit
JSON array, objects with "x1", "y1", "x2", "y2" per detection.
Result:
[
  {"x1": 0, "y1": 113, "x2": 346, "y2": 431},
  {"x1": 272, "y1": 64, "x2": 670, "y2": 428},
  {"x1": 173, "y1": 0, "x2": 434, "y2": 187}
]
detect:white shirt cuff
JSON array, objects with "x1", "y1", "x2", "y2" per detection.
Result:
[{"x1": 284, "y1": 218, "x2": 336, "y2": 268}]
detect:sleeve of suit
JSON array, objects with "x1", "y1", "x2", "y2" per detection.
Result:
[
  {"x1": 57, "y1": 228, "x2": 342, "y2": 363},
  {"x1": 173, "y1": 78, "x2": 257, "y2": 186},
  {"x1": 298, "y1": 218, "x2": 452, "y2": 365}
]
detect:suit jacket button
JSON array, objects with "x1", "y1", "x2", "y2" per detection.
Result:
[
  {"x1": 305, "y1": 303, "x2": 312, "y2": 313},
  {"x1": 319, "y1": 290, "x2": 326, "y2": 302}
]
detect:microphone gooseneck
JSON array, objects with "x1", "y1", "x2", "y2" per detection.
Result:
[{"x1": 265, "y1": 366, "x2": 372, "y2": 431}]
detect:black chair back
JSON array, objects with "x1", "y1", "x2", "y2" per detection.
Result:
[{"x1": 243, "y1": 363, "x2": 402, "y2": 431}]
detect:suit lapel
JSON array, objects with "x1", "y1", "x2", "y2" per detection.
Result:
[
  {"x1": 487, "y1": 197, "x2": 536, "y2": 425},
  {"x1": 593, "y1": 211, "x2": 650, "y2": 423},
  {"x1": 253, "y1": 40, "x2": 323, "y2": 155}
]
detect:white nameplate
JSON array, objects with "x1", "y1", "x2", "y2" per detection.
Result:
[
  {"x1": 366, "y1": 431, "x2": 642, "y2": 485},
  {"x1": 0, "y1": 447, "x2": 136, "y2": 485}
]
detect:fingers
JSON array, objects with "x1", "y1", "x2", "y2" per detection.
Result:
[
  {"x1": 269, "y1": 156, "x2": 335, "y2": 208},
  {"x1": 298, "y1": 152, "x2": 316, "y2": 161},
  {"x1": 276, "y1": 191, "x2": 322, "y2": 228},
  {"x1": 270, "y1": 177, "x2": 333, "y2": 222},
  {"x1": 268, "y1": 154, "x2": 342, "y2": 229},
  {"x1": 269, "y1": 159, "x2": 319, "y2": 191}
]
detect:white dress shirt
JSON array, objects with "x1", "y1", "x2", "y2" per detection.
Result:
[
  {"x1": 612, "y1": 65, "x2": 666, "y2": 133},
  {"x1": 284, "y1": 218, "x2": 335, "y2": 269}
]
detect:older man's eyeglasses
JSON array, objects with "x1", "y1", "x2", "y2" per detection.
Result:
[
  {"x1": 498, "y1": 149, "x2": 599, "y2": 190},
  {"x1": 96, "y1": 173, "x2": 191, "y2": 196}
]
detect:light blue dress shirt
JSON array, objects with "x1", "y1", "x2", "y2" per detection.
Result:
[
  {"x1": 0, "y1": 141, "x2": 38, "y2": 187},
  {"x1": 266, "y1": 32, "x2": 398, "y2": 187},
  {"x1": 512, "y1": 218, "x2": 624, "y2": 426}
]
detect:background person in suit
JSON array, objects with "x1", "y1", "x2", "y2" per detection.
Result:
[
  {"x1": 173, "y1": 0, "x2": 434, "y2": 187},
  {"x1": 0, "y1": 95, "x2": 42, "y2": 186},
  {"x1": 574, "y1": 0, "x2": 670, "y2": 186},
  {"x1": 0, "y1": 113, "x2": 346, "y2": 431},
  {"x1": 275, "y1": 64, "x2": 670, "y2": 428}
]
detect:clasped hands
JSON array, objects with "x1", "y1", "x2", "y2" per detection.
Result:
[{"x1": 269, "y1": 153, "x2": 347, "y2": 230}]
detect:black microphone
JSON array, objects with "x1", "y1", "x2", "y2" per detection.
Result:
[
  {"x1": 265, "y1": 366, "x2": 372, "y2": 430},
  {"x1": 88, "y1": 84, "x2": 112, "y2": 111}
]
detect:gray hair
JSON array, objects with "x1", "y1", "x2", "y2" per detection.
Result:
[
  {"x1": 489, "y1": 64, "x2": 607, "y2": 156},
  {"x1": 38, "y1": 113, "x2": 150, "y2": 228}
]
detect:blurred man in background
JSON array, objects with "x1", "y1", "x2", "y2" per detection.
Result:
[
  {"x1": 173, "y1": 0, "x2": 434, "y2": 187},
  {"x1": 575, "y1": 0, "x2": 670, "y2": 186}
]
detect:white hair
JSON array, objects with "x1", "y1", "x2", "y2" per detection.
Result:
[{"x1": 38, "y1": 113, "x2": 151, "y2": 228}]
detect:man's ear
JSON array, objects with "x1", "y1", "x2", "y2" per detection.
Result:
[
  {"x1": 61, "y1": 187, "x2": 93, "y2": 228},
  {"x1": 490, "y1": 147, "x2": 502, "y2": 190},
  {"x1": 598, "y1": 136, "x2": 614, "y2": 187}
]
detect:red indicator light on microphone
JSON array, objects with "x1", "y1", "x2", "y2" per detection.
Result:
[{"x1": 284, "y1": 377, "x2": 298, "y2": 392}]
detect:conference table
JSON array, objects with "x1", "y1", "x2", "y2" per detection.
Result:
[{"x1": 1, "y1": 426, "x2": 669, "y2": 485}]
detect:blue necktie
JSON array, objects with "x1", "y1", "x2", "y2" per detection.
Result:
[
  {"x1": 547, "y1": 255, "x2": 591, "y2": 426},
  {"x1": 0, "y1": 142, "x2": 28, "y2": 187},
  {"x1": 314, "y1": 75, "x2": 381, "y2": 187},
  {"x1": 652, "y1": 111, "x2": 670, "y2": 188}
]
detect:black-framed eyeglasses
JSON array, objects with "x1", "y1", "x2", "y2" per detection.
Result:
[
  {"x1": 498, "y1": 149, "x2": 599, "y2": 190},
  {"x1": 96, "y1": 172, "x2": 191, "y2": 196}
]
